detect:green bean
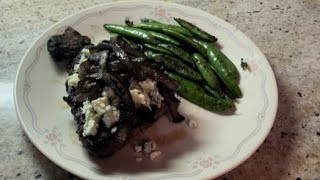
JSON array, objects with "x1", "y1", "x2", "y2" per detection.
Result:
[
  {"x1": 144, "y1": 44, "x2": 173, "y2": 55},
  {"x1": 104, "y1": 24, "x2": 157, "y2": 44},
  {"x1": 164, "y1": 71, "x2": 205, "y2": 93},
  {"x1": 133, "y1": 22, "x2": 193, "y2": 37},
  {"x1": 203, "y1": 84, "x2": 223, "y2": 99},
  {"x1": 162, "y1": 28, "x2": 207, "y2": 56},
  {"x1": 151, "y1": 53, "x2": 203, "y2": 81},
  {"x1": 176, "y1": 85, "x2": 234, "y2": 111},
  {"x1": 206, "y1": 43, "x2": 242, "y2": 98},
  {"x1": 148, "y1": 31, "x2": 181, "y2": 46},
  {"x1": 158, "y1": 44, "x2": 194, "y2": 65},
  {"x1": 195, "y1": 39, "x2": 238, "y2": 79},
  {"x1": 174, "y1": 18, "x2": 218, "y2": 42},
  {"x1": 192, "y1": 53, "x2": 220, "y2": 91}
]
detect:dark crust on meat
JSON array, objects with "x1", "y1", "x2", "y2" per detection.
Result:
[
  {"x1": 47, "y1": 27, "x2": 91, "y2": 62},
  {"x1": 49, "y1": 28, "x2": 184, "y2": 157},
  {"x1": 79, "y1": 74, "x2": 136, "y2": 156}
]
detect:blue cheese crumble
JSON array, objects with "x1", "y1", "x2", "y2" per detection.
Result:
[{"x1": 82, "y1": 92, "x2": 120, "y2": 137}]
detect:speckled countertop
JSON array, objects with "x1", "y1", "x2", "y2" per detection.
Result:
[{"x1": 1, "y1": 0, "x2": 319, "y2": 179}]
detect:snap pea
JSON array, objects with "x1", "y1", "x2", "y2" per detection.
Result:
[
  {"x1": 150, "y1": 53, "x2": 203, "y2": 81},
  {"x1": 162, "y1": 28, "x2": 207, "y2": 56},
  {"x1": 164, "y1": 71, "x2": 205, "y2": 93},
  {"x1": 144, "y1": 44, "x2": 173, "y2": 55},
  {"x1": 193, "y1": 39, "x2": 209, "y2": 49},
  {"x1": 218, "y1": 51, "x2": 238, "y2": 79},
  {"x1": 203, "y1": 84, "x2": 223, "y2": 99},
  {"x1": 121, "y1": 37, "x2": 144, "y2": 51},
  {"x1": 140, "y1": 18, "x2": 161, "y2": 23},
  {"x1": 133, "y1": 22, "x2": 193, "y2": 37},
  {"x1": 206, "y1": 43, "x2": 242, "y2": 98},
  {"x1": 192, "y1": 53, "x2": 221, "y2": 91},
  {"x1": 220, "y1": 86, "x2": 237, "y2": 100},
  {"x1": 176, "y1": 85, "x2": 234, "y2": 111},
  {"x1": 195, "y1": 39, "x2": 238, "y2": 79},
  {"x1": 148, "y1": 31, "x2": 181, "y2": 46},
  {"x1": 144, "y1": 50, "x2": 154, "y2": 58},
  {"x1": 174, "y1": 18, "x2": 218, "y2": 42},
  {"x1": 104, "y1": 24, "x2": 157, "y2": 44},
  {"x1": 158, "y1": 44, "x2": 194, "y2": 65}
]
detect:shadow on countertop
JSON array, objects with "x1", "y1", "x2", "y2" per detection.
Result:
[{"x1": 217, "y1": 76, "x2": 308, "y2": 180}]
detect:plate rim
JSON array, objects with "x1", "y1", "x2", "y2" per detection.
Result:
[{"x1": 14, "y1": 0, "x2": 278, "y2": 179}]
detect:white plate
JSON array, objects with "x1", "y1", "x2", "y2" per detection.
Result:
[{"x1": 14, "y1": 1, "x2": 278, "y2": 179}]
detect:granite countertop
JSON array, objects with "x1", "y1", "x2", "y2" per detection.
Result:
[{"x1": 1, "y1": 0, "x2": 319, "y2": 179}]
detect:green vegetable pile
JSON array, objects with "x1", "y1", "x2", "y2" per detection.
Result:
[{"x1": 104, "y1": 18, "x2": 241, "y2": 112}]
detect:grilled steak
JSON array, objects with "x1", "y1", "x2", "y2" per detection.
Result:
[{"x1": 48, "y1": 27, "x2": 184, "y2": 157}]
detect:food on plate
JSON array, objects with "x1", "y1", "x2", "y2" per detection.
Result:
[
  {"x1": 133, "y1": 139, "x2": 162, "y2": 162},
  {"x1": 47, "y1": 17, "x2": 242, "y2": 157},
  {"x1": 157, "y1": 43, "x2": 194, "y2": 65},
  {"x1": 147, "y1": 31, "x2": 181, "y2": 46},
  {"x1": 187, "y1": 119, "x2": 198, "y2": 129},
  {"x1": 48, "y1": 28, "x2": 184, "y2": 156},
  {"x1": 192, "y1": 53, "x2": 220, "y2": 91},
  {"x1": 103, "y1": 24, "x2": 158, "y2": 44},
  {"x1": 241, "y1": 59, "x2": 251, "y2": 71},
  {"x1": 131, "y1": 21, "x2": 193, "y2": 37},
  {"x1": 145, "y1": 52, "x2": 203, "y2": 81},
  {"x1": 173, "y1": 17, "x2": 218, "y2": 42},
  {"x1": 104, "y1": 17, "x2": 241, "y2": 109},
  {"x1": 176, "y1": 85, "x2": 234, "y2": 111},
  {"x1": 194, "y1": 39, "x2": 238, "y2": 79},
  {"x1": 47, "y1": 27, "x2": 91, "y2": 62}
]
